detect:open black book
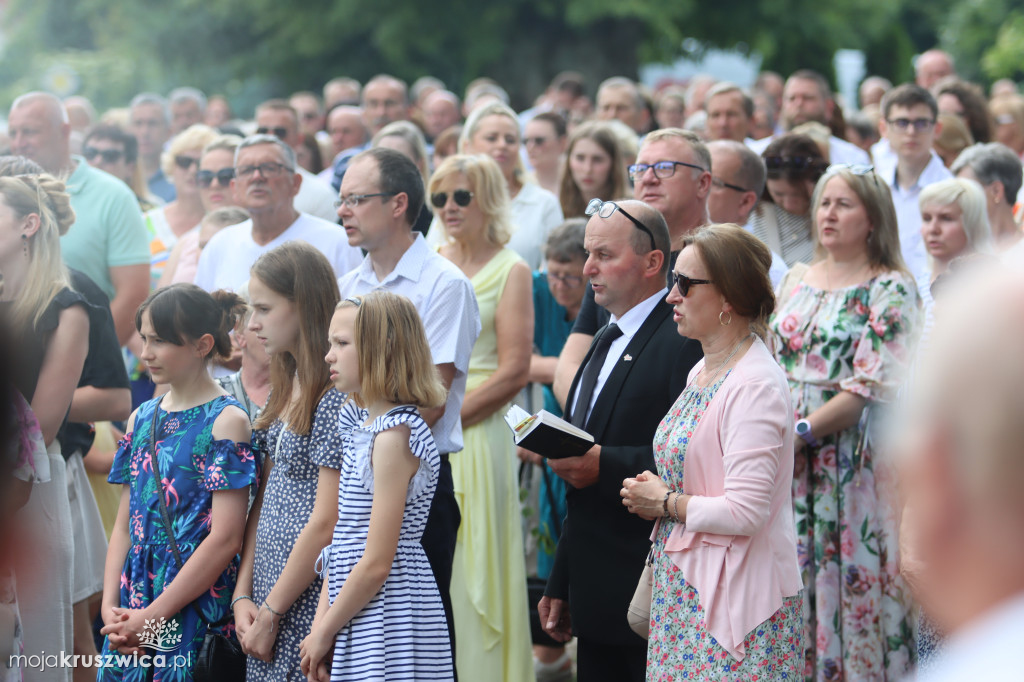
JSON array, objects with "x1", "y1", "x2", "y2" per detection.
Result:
[{"x1": 504, "y1": 405, "x2": 595, "y2": 459}]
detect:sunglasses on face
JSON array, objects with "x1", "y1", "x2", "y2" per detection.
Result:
[
  {"x1": 671, "y1": 271, "x2": 713, "y2": 297},
  {"x1": 256, "y1": 126, "x2": 290, "y2": 140},
  {"x1": 83, "y1": 147, "x2": 125, "y2": 164},
  {"x1": 174, "y1": 155, "x2": 201, "y2": 170},
  {"x1": 196, "y1": 168, "x2": 236, "y2": 188},
  {"x1": 431, "y1": 189, "x2": 474, "y2": 208}
]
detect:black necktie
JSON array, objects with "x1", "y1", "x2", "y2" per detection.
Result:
[{"x1": 571, "y1": 323, "x2": 623, "y2": 428}]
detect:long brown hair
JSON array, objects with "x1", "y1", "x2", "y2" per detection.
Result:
[
  {"x1": 251, "y1": 242, "x2": 339, "y2": 435},
  {"x1": 558, "y1": 121, "x2": 630, "y2": 218}
]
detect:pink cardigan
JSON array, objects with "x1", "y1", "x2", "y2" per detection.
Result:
[{"x1": 662, "y1": 337, "x2": 802, "y2": 661}]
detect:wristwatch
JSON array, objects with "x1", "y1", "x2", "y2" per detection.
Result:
[{"x1": 795, "y1": 419, "x2": 818, "y2": 448}]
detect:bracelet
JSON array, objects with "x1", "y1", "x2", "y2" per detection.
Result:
[
  {"x1": 672, "y1": 493, "x2": 682, "y2": 523},
  {"x1": 230, "y1": 595, "x2": 254, "y2": 608},
  {"x1": 261, "y1": 600, "x2": 284, "y2": 617},
  {"x1": 662, "y1": 491, "x2": 672, "y2": 517}
]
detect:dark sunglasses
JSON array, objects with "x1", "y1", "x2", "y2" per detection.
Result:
[
  {"x1": 196, "y1": 168, "x2": 236, "y2": 188},
  {"x1": 431, "y1": 189, "x2": 474, "y2": 208},
  {"x1": 256, "y1": 126, "x2": 289, "y2": 140},
  {"x1": 671, "y1": 271, "x2": 713, "y2": 297},
  {"x1": 174, "y1": 155, "x2": 201, "y2": 170},
  {"x1": 764, "y1": 156, "x2": 821, "y2": 171},
  {"x1": 83, "y1": 147, "x2": 125, "y2": 164}
]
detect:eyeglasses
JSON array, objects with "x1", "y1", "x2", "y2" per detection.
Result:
[
  {"x1": 334, "y1": 192, "x2": 396, "y2": 208},
  {"x1": 627, "y1": 160, "x2": 706, "y2": 182},
  {"x1": 764, "y1": 156, "x2": 822, "y2": 170},
  {"x1": 196, "y1": 168, "x2": 235, "y2": 188},
  {"x1": 585, "y1": 198, "x2": 656, "y2": 251},
  {"x1": 671, "y1": 271, "x2": 714, "y2": 297},
  {"x1": 83, "y1": 147, "x2": 125, "y2": 164},
  {"x1": 546, "y1": 272, "x2": 584, "y2": 287},
  {"x1": 236, "y1": 162, "x2": 293, "y2": 179},
  {"x1": 256, "y1": 126, "x2": 290, "y2": 140},
  {"x1": 886, "y1": 118, "x2": 936, "y2": 132},
  {"x1": 430, "y1": 190, "x2": 474, "y2": 208},
  {"x1": 174, "y1": 155, "x2": 201, "y2": 170},
  {"x1": 711, "y1": 176, "x2": 749, "y2": 193},
  {"x1": 522, "y1": 137, "x2": 549, "y2": 147}
]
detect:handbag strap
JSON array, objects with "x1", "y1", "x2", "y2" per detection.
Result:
[{"x1": 149, "y1": 398, "x2": 229, "y2": 628}]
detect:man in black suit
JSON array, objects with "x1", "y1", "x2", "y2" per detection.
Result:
[{"x1": 538, "y1": 199, "x2": 703, "y2": 681}]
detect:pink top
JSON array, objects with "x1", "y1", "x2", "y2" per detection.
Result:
[{"x1": 662, "y1": 337, "x2": 802, "y2": 661}]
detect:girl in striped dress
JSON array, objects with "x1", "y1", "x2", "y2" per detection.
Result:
[{"x1": 300, "y1": 292, "x2": 454, "y2": 681}]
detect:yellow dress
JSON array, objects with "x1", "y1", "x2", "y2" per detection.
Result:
[{"x1": 450, "y1": 247, "x2": 534, "y2": 681}]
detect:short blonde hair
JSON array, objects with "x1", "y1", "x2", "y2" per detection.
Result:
[
  {"x1": 429, "y1": 154, "x2": 512, "y2": 247},
  {"x1": 338, "y1": 292, "x2": 447, "y2": 410},
  {"x1": 161, "y1": 124, "x2": 219, "y2": 177},
  {"x1": 458, "y1": 101, "x2": 525, "y2": 184},
  {"x1": 918, "y1": 178, "x2": 994, "y2": 268}
]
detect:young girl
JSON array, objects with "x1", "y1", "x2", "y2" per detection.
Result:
[
  {"x1": 98, "y1": 284, "x2": 257, "y2": 681},
  {"x1": 299, "y1": 292, "x2": 452, "y2": 681},
  {"x1": 231, "y1": 242, "x2": 344, "y2": 680}
]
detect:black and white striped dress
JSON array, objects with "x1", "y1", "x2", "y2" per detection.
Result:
[{"x1": 316, "y1": 405, "x2": 453, "y2": 680}]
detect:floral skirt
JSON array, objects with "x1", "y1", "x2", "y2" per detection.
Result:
[{"x1": 648, "y1": 533, "x2": 803, "y2": 681}]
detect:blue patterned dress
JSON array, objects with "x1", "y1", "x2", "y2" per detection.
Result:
[
  {"x1": 315, "y1": 405, "x2": 453, "y2": 680},
  {"x1": 98, "y1": 395, "x2": 258, "y2": 682}
]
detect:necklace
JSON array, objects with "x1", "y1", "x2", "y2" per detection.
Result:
[{"x1": 697, "y1": 333, "x2": 753, "y2": 391}]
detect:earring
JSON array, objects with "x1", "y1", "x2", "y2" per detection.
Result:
[
  {"x1": 719, "y1": 310, "x2": 732, "y2": 326},
  {"x1": 21, "y1": 233, "x2": 28, "y2": 257}
]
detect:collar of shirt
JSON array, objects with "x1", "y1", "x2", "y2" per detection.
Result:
[
  {"x1": 609, "y1": 286, "x2": 669, "y2": 341},
  {"x1": 353, "y1": 232, "x2": 428, "y2": 288},
  {"x1": 881, "y1": 151, "x2": 948, "y2": 194}
]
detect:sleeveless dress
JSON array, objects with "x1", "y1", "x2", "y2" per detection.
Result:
[
  {"x1": 648, "y1": 375, "x2": 802, "y2": 681},
  {"x1": 314, "y1": 405, "x2": 453, "y2": 680},
  {"x1": 448, "y1": 247, "x2": 534, "y2": 681},
  {"x1": 98, "y1": 395, "x2": 257, "y2": 682},
  {"x1": 247, "y1": 389, "x2": 345, "y2": 681},
  {"x1": 769, "y1": 272, "x2": 920, "y2": 680}
]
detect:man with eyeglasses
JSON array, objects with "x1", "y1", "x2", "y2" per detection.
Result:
[
  {"x1": 537, "y1": 198, "x2": 702, "y2": 682},
  {"x1": 255, "y1": 99, "x2": 343, "y2": 223},
  {"x1": 877, "y1": 83, "x2": 951, "y2": 280},
  {"x1": 553, "y1": 128, "x2": 711, "y2": 407},
  {"x1": 336, "y1": 148, "x2": 480, "y2": 671},
  {"x1": 194, "y1": 134, "x2": 361, "y2": 294}
]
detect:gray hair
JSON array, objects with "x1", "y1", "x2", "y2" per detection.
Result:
[
  {"x1": 544, "y1": 218, "x2": 587, "y2": 263},
  {"x1": 950, "y1": 143, "x2": 1024, "y2": 203},
  {"x1": 598, "y1": 77, "x2": 644, "y2": 110},
  {"x1": 130, "y1": 92, "x2": 170, "y2": 123},
  {"x1": 235, "y1": 134, "x2": 296, "y2": 170},
  {"x1": 169, "y1": 87, "x2": 207, "y2": 110}
]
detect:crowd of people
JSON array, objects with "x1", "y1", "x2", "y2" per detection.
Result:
[{"x1": 1, "y1": 48, "x2": 1023, "y2": 682}]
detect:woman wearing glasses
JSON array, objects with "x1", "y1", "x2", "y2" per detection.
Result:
[
  {"x1": 748, "y1": 133, "x2": 829, "y2": 268},
  {"x1": 620, "y1": 224, "x2": 802, "y2": 681},
  {"x1": 770, "y1": 165, "x2": 920, "y2": 680},
  {"x1": 557, "y1": 121, "x2": 632, "y2": 219},
  {"x1": 430, "y1": 154, "x2": 536, "y2": 681}
]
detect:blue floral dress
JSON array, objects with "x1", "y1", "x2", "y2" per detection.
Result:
[
  {"x1": 649, "y1": 375, "x2": 803, "y2": 681},
  {"x1": 98, "y1": 395, "x2": 258, "y2": 682}
]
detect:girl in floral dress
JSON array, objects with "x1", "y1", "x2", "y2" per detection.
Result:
[
  {"x1": 98, "y1": 285, "x2": 257, "y2": 682},
  {"x1": 770, "y1": 166, "x2": 920, "y2": 680}
]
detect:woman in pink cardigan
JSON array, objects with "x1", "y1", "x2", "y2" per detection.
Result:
[{"x1": 622, "y1": 224, "x2": 803, "y2": 680}]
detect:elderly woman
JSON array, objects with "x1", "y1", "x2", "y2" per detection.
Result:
[
  {"x1": 428, "y1": 101, "x2": 564, "y2": 270},
  {"x1": 142, "y1": 124, "x2": 219, "y2": 288},
  {"x1": 431, "y1": 154, "x2": 535, "y2": 681},
  {"x1": 621, "y1": 224, "x2": 802, "y2": 680},
  {"x1": 770, "y1": 165, "x2": 920, "y2": 680},
  {"x1": 558, "y1": 121, "x2": 632, "y2": 219},
  {"x1": 951, "y1": 142, "x2": 1023, "y2": 251},
  {"x1": 748, "y1": 133, "x2": 829, "y2": 267}
]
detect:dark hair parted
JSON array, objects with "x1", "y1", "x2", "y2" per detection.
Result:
[
  {"x1": 681, "y1": 224, "x2": 775, "y2": 339},
  {"x1": 351, "y1": 147, "x2": 425, "y2": 227},
  {"x1": 251, "y1": 241, "x2": 340, "y2": 435},
  {"x1": 134, "y1": 284, "x2": 246, "y2": 359}
]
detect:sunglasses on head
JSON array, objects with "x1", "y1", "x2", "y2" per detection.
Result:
[
  {"x1": 83, "y1": 147, "x2": 125, "y2": 164},
  {"x1": 764, "y1": 156, "x2": 820, "y2": 171},
  {"x1": 431, "y1": 189, "x2": 474, "y2": 208},
  {"x1": 174, "y1": 155, "x2": 200, "y2": 170},
  {"x1": 256, "y1": 126, "x2": 289, "y2": 140},
  {"x1": 671, "y1": 271, "x2": 713, "y2": 297},
  {"x1": 196, "y1": 168, "x2": 236, "y2": 188}
]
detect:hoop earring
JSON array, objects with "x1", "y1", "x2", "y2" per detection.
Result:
[{"x1": 719, "y1": 310, "x2": 732, "y2": 326}]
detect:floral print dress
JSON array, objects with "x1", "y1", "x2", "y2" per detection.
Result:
[
  {"x1": 770, "y1": 272, "x2": 920, "y2": 681},
  {"x1": 649, "y1": 375, "x2": 803, "y2": 681},
  {"x1": 99, "y1": 395, "x2": 258, "y2": 682}
]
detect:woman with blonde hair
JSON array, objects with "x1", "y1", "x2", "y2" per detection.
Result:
[
  {"x1": 430, "y1": 153, "x2": 535, "y2": 681},
  {"x1": 770, "y1": 165, "x2": 920, "y2": 679},
  {"x1": 428, "y1": 101, "x2": 563, "y2": 270},
  {"x1": 558, "y1": 121, "x2": 631, "y2": 219}
]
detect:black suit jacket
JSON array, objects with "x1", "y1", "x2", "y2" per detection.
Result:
[{"x1": 546, "y1": 299, "x2": 703, "y2": 645}]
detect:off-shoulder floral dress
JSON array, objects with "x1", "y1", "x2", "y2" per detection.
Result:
[
  {"x1": 98, "y1": 395, "x2": 257, "y2": 682},
  {"x1": 770, "y1": 272, "x2": 920, "y2": 681}
]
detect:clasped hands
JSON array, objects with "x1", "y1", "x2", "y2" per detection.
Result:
[
  {"x1": 233, "y1": 598, "x2": 280, "y2": 662},
  {"x1": 621, "y1": 470, "x2": 671, "y2": 520}
]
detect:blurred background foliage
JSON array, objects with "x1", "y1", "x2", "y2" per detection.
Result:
[{"x1": 0, "y1": 0, "x2": 1014, "y2": 113}]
